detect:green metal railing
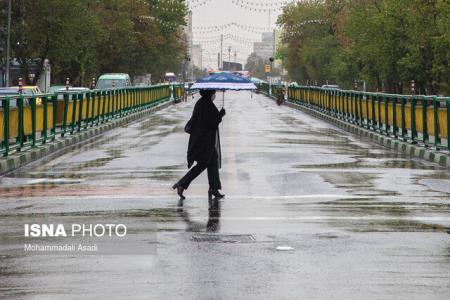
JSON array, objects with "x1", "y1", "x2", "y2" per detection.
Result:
[
  {"x1": 257, "y1": 82, "x2": 285, "y2": 99},
  {"x1": 0, "y1": 84, "x2": 177, "y2": 157},
  {"x1": 172, "y1": 84, "x2": 185, "y2": 101},
  {"x1": 258, "y1": 82, "x2": 271, "y2": 95},
  {"x1": 286, "y1": 86, "x2": 450, "y2": 152}
]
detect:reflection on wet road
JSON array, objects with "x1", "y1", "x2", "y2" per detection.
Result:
[{"x1": 1, "y1": 91, "x2": 449, "y2": 299}]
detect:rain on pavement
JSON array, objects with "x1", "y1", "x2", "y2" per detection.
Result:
[{"x1": 1, "y1": 91, "x2": 449, "y2": 299}]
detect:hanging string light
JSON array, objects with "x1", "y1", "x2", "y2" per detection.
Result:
[
  {"x1": 187, "y1": 0, "x2": 214, "y2": 9},
  {"x1": 194, "y1": 34, "x2": 259, "y2": 47},
  {"x1": 188, "y1": 0, "x2": 298, "y2": 11},
  {"x1": 200, "y1": 40, "x2": 255, "y2": 51},
  {"x1": 193, "y1": 22, "x2": 271, "y2": 34},
  {"x1": 198, "y1": 39, "x2": 256, "y2": 62},
  {"x1": 137, "y1": 0, "x2": 189, "y2": 30},
  {"x1": 230, "y1": 0, "x2": 295, "y2": 12}
]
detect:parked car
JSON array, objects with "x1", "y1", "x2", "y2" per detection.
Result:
[
  {"x1": 0, "y1": 87, "x2": 19, "y2": 97},
  {"x1": 95, "y1": 73, "x2": 132, "y2": 89},
  {"x1": 48, "y1": 85, "x2": 70, "y2": 94},
  {"x1": 10, "y1": 86, "x2": 43, "y2": 105},
  {"x1": 321, "y1": 84, "x2": 340, "y2": 90},
  {"x1": 164, "y1": 72, "x2": 177, "y2": 83},
  {"x1": 0, "y1": 86, "x2": 43, "y2": 106},
  {"x1": 55, "y1": 87, "x2": 90, "y2": 100},
  {"x1": 0, "y1": 88, "x2": 20, "y2": 107}
]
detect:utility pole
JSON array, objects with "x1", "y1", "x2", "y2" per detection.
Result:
[
  {"x1": 217, "y1": 52, "x2": 220, "y2": 70},
  {"x1": 220, "y1": 34, "x2": 223, "y2": 70},
  {"x1": 5, "y1": 0, "x2": 12, "y2": 86},
  {"x1": 273, "y1": 29, "x2": 276, "y2": 63},
  {"x1": 228, "y1": 46, "x2": 231, "y2": 69}
]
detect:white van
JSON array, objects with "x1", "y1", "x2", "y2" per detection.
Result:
[{"x1": 96, "y1": 73, "x2": 132, "y2": 89}]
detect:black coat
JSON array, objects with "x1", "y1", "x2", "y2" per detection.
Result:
[{"x1": 187, "y1": 97, "x2": 223, "y2": 168}]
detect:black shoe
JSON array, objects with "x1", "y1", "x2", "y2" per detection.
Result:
[
  {"x1": 208, "y1": 189, "x2": 225, "y2": 201},
  {"x1": 172, "y1": 183, "x2": 186, "y2": 200}
]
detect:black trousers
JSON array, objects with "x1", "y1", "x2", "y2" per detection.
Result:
[{"x1": 178, "y1": 151, "x2": 221, "y2": 190}]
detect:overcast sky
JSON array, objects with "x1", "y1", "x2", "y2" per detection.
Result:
[{"x1": 190, "y1": 0, "x2": 283, "y2": 68}]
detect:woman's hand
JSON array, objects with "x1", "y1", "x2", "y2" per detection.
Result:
[{"x1": 220, "y1": 108, "x2": 226, "y2": 117}]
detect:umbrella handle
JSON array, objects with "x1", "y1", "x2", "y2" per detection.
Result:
[{"x1": 221, "y1": 91, "x2": 225, "y2": 127}]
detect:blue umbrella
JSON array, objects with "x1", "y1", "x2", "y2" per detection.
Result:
[
  {"x1": 191, "y1": 72, "x2": 257, "y2": 107},
  {"x1": 190, "y1": 73, "x2": 257, "y2": 91}
]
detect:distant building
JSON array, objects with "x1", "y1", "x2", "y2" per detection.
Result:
[
  {"x1": 253, "y1": 32, "x2": 274, "y2": 61},
  {"x1": 223, "y1": 61, "x2": 242, "y2": 71},
  {"x1": 250, "y1": 30, "x2": 284, "y2": 71},
  {"x1": 192, "y1": 44, "x2": 203, "y2": 70}
]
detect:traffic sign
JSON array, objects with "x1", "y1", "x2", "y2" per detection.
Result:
[{"x1": 265, "y1": 64, "x2": 271, "y2": 73}]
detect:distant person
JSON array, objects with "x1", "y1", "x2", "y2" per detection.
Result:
[
  {"x1": 172, "y1": 89, "x2": 226, "y2": 201},
  {"x1": 276, "y1": 87, "x2": 285, "y2": 105}
]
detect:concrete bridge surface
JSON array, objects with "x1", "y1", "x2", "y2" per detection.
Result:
[{"x1": 1, "y1": 91, "x2": 449, "y2": 299}]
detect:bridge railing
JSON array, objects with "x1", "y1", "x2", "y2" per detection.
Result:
[
  {"x1": 257, "y1": 82, "x2": 271, "y2": 95},
  {"x1": 288, "y1": 86, "x2": 450, "y2": 151},
  {"x1": 0, "y1": 84, "x2": 174, "y2": 157},
  {"x1": 172, "y1": 83, "x2": 185, "y2": 101}
]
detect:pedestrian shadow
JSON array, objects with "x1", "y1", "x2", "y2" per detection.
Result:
[{"x1": 176, "y1": 198, "x2": 221, "y2": 233}]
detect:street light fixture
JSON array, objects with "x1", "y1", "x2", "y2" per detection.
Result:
[{"x1": 269, "y1": 56, "x2": 274, "y2": 94}]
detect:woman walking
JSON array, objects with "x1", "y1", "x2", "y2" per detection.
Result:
[{"x1": 173, "y1": 89, "x2": 226, "y2": 201}]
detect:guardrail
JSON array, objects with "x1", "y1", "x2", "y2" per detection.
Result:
[
  {"x1": 256, "y1": 82, "x2": 284, "y2": 99},
  {"x1": 287, "y1": 86, "x2": 450, "y2": 151},
  {"x1": 187, "y1": 82, "x2": 199, "y2": 94},
  {"x1": 172, "y1": 82, "x2": 200, "y2": 102},
  {"x1": 0, "y1": 85, "x2": 175, "y2": 157},
  {"x1": 172, "y1": 84, "x2": 185, "y2": 101},
  {"x1": 258, "y1": 82, "x2": 270, "y2": 95}
]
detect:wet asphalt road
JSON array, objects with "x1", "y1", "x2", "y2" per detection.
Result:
[{"x1": 0, "y1": 91, "x2": 449, "y2": 299}]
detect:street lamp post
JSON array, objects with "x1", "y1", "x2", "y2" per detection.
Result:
[
  {"x1": 220, "y1": 34, "x2": 223, "y2": 70},
  {"x1": 228, "y1": 46, "x2": 231, "y2": 68},
  {"x1": 269, "y1": 56, "x2": 274, "y2": 95},
  {"x1": 5, "y1": 0, "x2": 12, "y2": 86}
]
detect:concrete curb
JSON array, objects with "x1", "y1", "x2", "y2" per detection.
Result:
[
  {"x1": 283, "y1": 100, "x2": 450, "y2": 168},
  {"x1": 0, "y1": 99, "x2": 174, "y2": 175}
]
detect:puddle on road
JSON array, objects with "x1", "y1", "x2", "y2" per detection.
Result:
[
  {"x1": 351, "y1": 219, "x2": 450, "y2": 233},
  {"x1": 191, "y1": 234, "x2": 255, "y2": 243},
  {"x1": 138, "y1": 115, "x2": 179, "y2": 132},
  {"x1": 316, "y1": 232, "x2": 351, "y2": 239},
  {"x1": 69, "y1": 157, "x2": 118, "y2": 170},
  {"x1": 275, "y1": 138, "x2": 351, "y2": 146},
  {"x1": 309, "y1": 196, "x2": 450, "y2": 233}
]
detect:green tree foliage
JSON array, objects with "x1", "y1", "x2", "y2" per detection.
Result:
[
  {"x1": 1, "y1": 0, "x2": 188, "y2": 85},
  {"x1": 147, "y1": 0, "x2": 188, "y2": 81},
  {"x1": 278, "y1": 0, "x2": 450, "y2": 95}
]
